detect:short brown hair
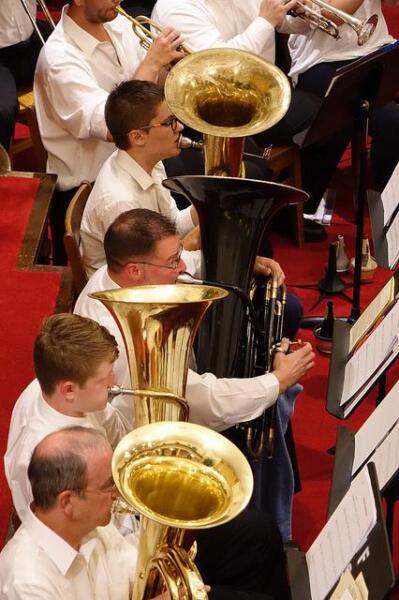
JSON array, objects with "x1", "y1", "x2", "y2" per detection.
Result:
[
  {"x1": 105, "y1": 80, "x2": 164, "y2": 150},
  {"x1": 104, "y1": 208, "x2": 177, "y2": 273},
  {"x1": 33, "y1": 314, "x2": 119, "y2": 394}
]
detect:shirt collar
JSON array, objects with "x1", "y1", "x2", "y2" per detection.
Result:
[
  {"x1": 37, "y1": 391, "x2": 88, "y2": 427},
  {"x1": 115, "y1": 150, "x2": 166, "y2": 192},
  {"x1": 23, "y1": 507, "x2": 98, "y2": 575},
  {"x1": 62, "y1": 5, "x2": 119, "y2": 57}
]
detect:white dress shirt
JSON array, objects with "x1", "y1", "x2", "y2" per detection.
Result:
[
  {"x1": 152, "y1": 0, "x2": 310, "y2": 63},
  {"x1": 34, "y1": 7, "x2": 145, "y2": 191},
  {"x1": 0, "y1": 0, "x2": 36, "y2": 48},
  {"x1": 4, "y1": 379, "x2": 128, "y2": 521},
  {"x1": 80, "y1": 150, "x2": 199, "y2": 277},
  {"x1": 289, "y1": 0, "x2": 394, "y2": 81},
  {"x1": 0, "y1": 509, "x2": 135, "y2": 600},
  {"x1": 74, "y1": 265, "x2": 280, "y2": 432}
]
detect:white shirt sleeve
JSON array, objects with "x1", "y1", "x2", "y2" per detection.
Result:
[
  {"x1": 40, "y1": 59, "x2": 109, "y2": 142},
  {"x1": 154, "y1": 4, "x2": 275, "y2": 60},
  {"x1": 181, "y1": 249, "x2": 202, "y2": 279},
  {"x1": 186, "y1": 369, "x2": 280, "y2": 432}
]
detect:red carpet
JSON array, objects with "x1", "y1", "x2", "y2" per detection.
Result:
[{"x1": 0, "y1": 176, "x2": 61, "y2": 544}]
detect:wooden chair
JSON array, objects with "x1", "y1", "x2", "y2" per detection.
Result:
[
  {"x1": 63, "y1": 182, "x2": 91, "y2": 296},
  {"x1": 11, "y1": 88, "x2": 47, "y2": 172}
]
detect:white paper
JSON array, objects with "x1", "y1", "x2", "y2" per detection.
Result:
[
  {"x1": 349, "y1": 277, "x2": 396, "y2": 351},
  {"x1": 387, "y1": 214, "x2": 399, "y2": 270},
  {"x1": 307, "y1": 468, "x2": 377, "y2": 600},
  {"x1": 341, "y1": 300, "x2": 399, "y2": 406},
  {"x1": 381, "y1": 161, "x2": 399, "y2": 227},
  {"x1": 353, "y1": 379, "x2": 399, "y2": 475}
]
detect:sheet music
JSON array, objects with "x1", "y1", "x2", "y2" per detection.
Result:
[
  {"x1": 370, "y1": 421, "x2": 399, "y2": 490},
  {"x1": 387, "y1": 212, "x2": 399, "y2": 270},
  {"x1": 353, "y1": 380, "x2": 399, "y2": 475},
  {"x1": 341, "y1": 300, "x2": 399, "y2": 406},
  {"x1": 349, "y1": 277, "x2": 396, "y2": 350},
  {"x1": 306, "y1": 468, "x2": 377, "y2": 600},
  {"x1": 381, "y1": 161, "x2": 399, "y2": 227}
]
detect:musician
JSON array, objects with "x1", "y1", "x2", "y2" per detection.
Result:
[
  {"x1": 4, "y1": 313, "x2": 128, "y2": 522},
  {"x1": 289, "y1": 0, "x2": 398, "y2": 192},
  {"x1": 80, "y1": 79, "x2": 304, "y2": 342},
  {"x1": 74, "y1": 208, "x2": 315, "y2": 540},
  {"x1": 33, "y1": 0, "x2": 185, "y2": 263},
  {"x1": 151, "y1": 0, "x2": 366, "y2": 241},
  {"x1": 1, "y1": 427, "x2": 285, "y2": 600},
  {"x1": 80, "y1": 79, "x2": 200, "y2": 277},
  {"x1": 0, "y1": 427, "x2": 140, "y2": 599},
  {"x1": 0, "y1": 0, "x2": 51, "y2": 150}
]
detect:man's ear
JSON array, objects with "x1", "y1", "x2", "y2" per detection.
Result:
[
  {"x1": 58, "y1": 380, "x2": 77, "y2": 403},
  {"x1": 128, "y1": 129, "x2": 146, "y2": 148},
  {"x1": 58, "y1": 490, "x2": 76, "y2": 518},
  {"x1": 125, "y1": 262, "x2": 144, "y2": 283}
]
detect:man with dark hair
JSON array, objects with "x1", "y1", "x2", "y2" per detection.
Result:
[
  {"x1": 4, "y1": 313, "x2": 128, "y2": 522},
  {"x1": 34, "y1": 0, "x2": 185, "y2": 263},
  {"x1": 80, "y1": 79, "x2": 200, "y2": 277},
  {"x1": 74, "y1": 208, "x2": 315, "y2": 541}
]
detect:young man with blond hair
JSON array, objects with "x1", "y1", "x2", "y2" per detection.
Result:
[{"x1": 4, "y1": 313, "x2": 127, "y2": 522}]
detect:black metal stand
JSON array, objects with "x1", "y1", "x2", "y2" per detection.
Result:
[{"x1": 294, "y1": 40, "x2": 399, "y2": 323}]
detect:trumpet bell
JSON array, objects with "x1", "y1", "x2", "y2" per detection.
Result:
[
  {"x1": 165, "y1": 48, "x2": 291, "y2": 138},
  {"x1": 112, "y1": 421, "x2": 254, "y2": 529}
]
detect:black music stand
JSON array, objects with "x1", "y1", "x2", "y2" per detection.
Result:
[
  {"x1": 326, "y1": 271, "x2": 399, "y2": 418},
  {"x1": 368, "y1": 188, "x2": 399, "y2": 270},
  {"x1": 294, "y1": 40, "x2": 399, "y2": 321},
  {"x1": 287, "y1": 463, "x2": 395, "y2": 600}
]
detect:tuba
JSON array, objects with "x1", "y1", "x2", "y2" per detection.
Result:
[
  {"x1": 90, "y1": 284, "x2": 253, "y2": 600},
  {"x1": 165, "y1": 48, "x2": 291, "y2": 177}
]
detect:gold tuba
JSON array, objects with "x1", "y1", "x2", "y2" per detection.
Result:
[
  {"x1": 91, "y1": 284, "x2": 254, "y2": 599},
  {"x1": 165, "y1": 48, "x2": 291, "y2": 177},
  {"x1": 113, "y1": 421, "x2": 254, "y2": 600}
]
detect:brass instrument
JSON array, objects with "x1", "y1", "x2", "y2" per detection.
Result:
[
  {"x1": 289, "y1": 0, "x2": 378, "y2": 45},
  {"x1": 115, "y1": 4, "x2": 191, "y2": 54},
  {"x1": 164, "y1": 176, "x2": 307, "y2": 461},
  {"x1": 113, "y1": 421, "x2": 254, "y2": 600},
  {"x1": 0, "y1": 145, "x2": 11, "y2": 174},
  {"x1": 90, "y1": 284, "x2": 227, "y2": 426},
  {"x1": 19, "y1": 0, "x2": 55, "y2": 45},
  {"x1": 91, "y1": 284, "x2": 255, "y2": 600},
  {"x1": 165, "y1": 48, "x2": 291, "y2": 177}
]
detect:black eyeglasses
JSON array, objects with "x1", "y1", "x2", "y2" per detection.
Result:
[
  {"x1": 139, "y1": 115, "x2": 180, "y2": 133},
  {"x1": 134, "y1": 247, "x2": 183, "y2": 270}
]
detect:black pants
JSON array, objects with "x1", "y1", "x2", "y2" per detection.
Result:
[
  {"x1": 0, "y1": 22, "x2": 51, "y2": 150},
  {"x1": 196, "y1": 509, "x2": 290, "y2": 600},
  {"x1": 255, "y1": 87, "x2": 350, "y2": 214},
  {"x1": 296, "y1": 59, "x2": 399, "y2": 193}
]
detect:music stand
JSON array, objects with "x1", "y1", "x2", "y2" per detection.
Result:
[
  {"x1": 287, "y1": 463, "x2": 394, "y2": 600},
  {"x1": 368, "y1": 188, "x2": 399, "y2": 270},
  {"x1": 294, "y1": 40, "x2": 399, "y2": 321},
  {"x1": 326, "y1": 271, "x2": 399, "y2": 418}
]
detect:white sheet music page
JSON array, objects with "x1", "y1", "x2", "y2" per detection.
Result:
[
  {"x1": 353, "y1": 379, "x2": 399, "y2": 477},
  {"x1": 387, "y1": 214, "x2": 399, "y2": 270},
  {"x1": 306, "y1": 468, "x2": 377, "y2": 600},
  {"x1": 381, "y1": 160, "x2": 399, "y2": 227},
  {"x1": 341, "y1": 301, "x2": 399, "y2": 406},
  {"x1": 349, "y1": 277, "x2": 396, "y2": 351}
]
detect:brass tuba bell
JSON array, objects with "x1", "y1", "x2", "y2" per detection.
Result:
[
  {"x1": 165, "y1": 48, "x2": 291, "y2": 177},
  {"x1": 113, "y1": 421, "x2": 254, "y2": 600}
]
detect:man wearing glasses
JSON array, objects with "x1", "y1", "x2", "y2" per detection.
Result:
[{"x1": 80, "y1": 79, "x2": 201, "y2": 278}]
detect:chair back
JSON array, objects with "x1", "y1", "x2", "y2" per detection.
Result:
[{"x1": 63, "y1": 182, "x2": 91, "y2": 295}]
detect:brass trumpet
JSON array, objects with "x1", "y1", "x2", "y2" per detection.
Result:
[
  {"x1": 115, "y1": 4, "x2": 191, "y2": 54},
  {"x1": 289, "y1": 0, "x2": 378, "y2": 45}
]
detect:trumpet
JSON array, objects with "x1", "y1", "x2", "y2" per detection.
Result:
[
  {"x1": 115, "y1": 4, "x2": 191, "y2": 54},
  {"x1": 19, "y1": 0, "x2": 55, "y2": 46},
  {"x1": 289, "y1": 0, "x2": 378, "y2": 45}
]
